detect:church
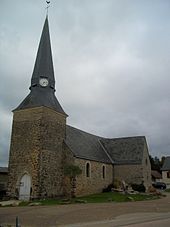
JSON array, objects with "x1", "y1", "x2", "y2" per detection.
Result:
[{"x1": 7, "y1": 16, "x2": 151, "y2": 200}]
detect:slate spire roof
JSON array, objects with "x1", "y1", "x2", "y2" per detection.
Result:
[
  {"x1": 31, "y1": 16, "x2": 55, "y2": 89},
  {"x1": 15, "y1": 16, "x2": 66, "y2": 115}
]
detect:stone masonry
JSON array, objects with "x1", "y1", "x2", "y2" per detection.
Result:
[
  {"x1": 7, "y1": 106, "x2": 66, "y2": 199},
  {"x1": 74, "y1": 158, "x2": 113, "y2": 196},
  {"x1": 114, "y1": 142, "x2": 151, "y2": 188},
  {"x1": 62, "y1": 143, "x2": 114, "y2": 197}
]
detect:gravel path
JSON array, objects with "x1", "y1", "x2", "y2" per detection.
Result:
[{"x1": 0, "y1": 193, "x2": 170, "y2": 227}]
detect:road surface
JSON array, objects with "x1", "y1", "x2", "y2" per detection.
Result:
[{"x1": 0, "y1": 193, "x2": 170, "y2": 226}]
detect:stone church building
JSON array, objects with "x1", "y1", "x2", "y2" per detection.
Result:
[{"x1": 7, "y1": 17, "x2": 151, "y2": 200}]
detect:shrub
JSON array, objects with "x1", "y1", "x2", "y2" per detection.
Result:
[
  {"x1": 148, "y1": 185, "x2": 157, "y2": 193},
  {"x1": 131, "y1": 183, "x2": 146, "y2": 192},
  {"x1": 102, "y1": 184, "x2": 114, "y2": 192},
  {"x1": 64, "y1": 164, "x2": 82, "y2": 198},
  {"x1": 113, "y1": 178, "x2": 122, "y2": 189}
]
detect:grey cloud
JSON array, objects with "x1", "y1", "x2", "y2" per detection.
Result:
[{"x1": 1, "y1": 0, "x2": 170, "y2": 166}]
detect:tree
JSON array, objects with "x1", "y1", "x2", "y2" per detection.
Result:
[
  {"x1": 160, "y1": 156, "x2": 165, "y2": 167},
  {"x1": 64, "y1": 164, "x2": 82, "y2": 198},
  {"x1": 149, "y1": 155, "x2": 165, "y2": 173}
]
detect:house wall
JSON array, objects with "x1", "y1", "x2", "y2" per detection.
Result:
[
  {"x1": 74, "y1": 158, "x2": 113, "y2": 196},
  {"x1": 0, "y1": 173, "x2": 8, "y2": 190},
  {"x1": 162, "y1": 171, "x2": 170, "y2": 188}
]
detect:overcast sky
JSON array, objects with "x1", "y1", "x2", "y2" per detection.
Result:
[{"x1": 1, "y1": 0, "x2": 170, "y2": 166}]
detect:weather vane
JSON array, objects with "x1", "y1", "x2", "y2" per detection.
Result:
[{"x1": 46, "y1": 1, "x2": 50, "y2": 16}]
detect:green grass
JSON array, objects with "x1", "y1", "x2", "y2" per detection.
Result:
[
  {"x1": 17, "y1": 192, "x2": 160, "y2": 206},
  {"x1": 76, "y1": 192, "x2": 159, "y2": 203},
  {"x1": 165, "y1": 188, "x2": 170, "y2": 192}
]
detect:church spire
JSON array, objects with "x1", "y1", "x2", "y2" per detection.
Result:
[
  {"x1": 31, "y1": 16, "x2": 55, "y2": 90},
  {"x1": 15, "y1": 17, "x2": 67, "y2": 116}
]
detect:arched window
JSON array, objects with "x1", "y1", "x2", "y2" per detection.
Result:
[
  {"x1": 102, "y1": 165, "x2": 106, "y2": 179},
  {"x1": 86, "y1": 162, "x2": 90, "y2": 177}
]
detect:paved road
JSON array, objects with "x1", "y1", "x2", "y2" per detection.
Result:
[
  {"x1": 61, "y1": 212, "x2": 170, "y2": 227},
  {"x1": 0, "y1": 193, "x2": 170, "y2": 226}
]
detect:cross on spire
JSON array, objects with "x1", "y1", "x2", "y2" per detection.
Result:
[{"x1": 46, "y1": 1, "x2": 50, "y2": 16}]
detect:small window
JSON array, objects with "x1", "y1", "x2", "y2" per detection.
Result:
[
  {"x1": 167, "y1": 171, "x2": 170, "y2": 178},
  {"x1": 86, "y1": 162, "x2": 90, "y2": 177},
  {"x1": 102, "y1": 165, "x2": 106, "y2": 179}
]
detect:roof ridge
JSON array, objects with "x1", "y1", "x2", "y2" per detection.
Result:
[
  {"x1": 98, "y1": 139, "x2": 114, "y2": 164},
  {"x1": 103, "y1": 136, "x2": 145, "y2": 140},
  {"x1": 66, "y1": 125, "x2": 102, "y2": 139},
  {"x1": 67, "y1": 125, "x2": 145, "y2": 141}
]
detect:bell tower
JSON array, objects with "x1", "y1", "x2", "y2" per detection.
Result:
[{"x1": 7, "y1": 16, "x2": 67, "y2": 200}]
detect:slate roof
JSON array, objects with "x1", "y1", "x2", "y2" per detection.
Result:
[
  {"x1": 31, "y1": 16, "x2": 55, "y2": 89},
  {"x1": 161, "y1": 156, "x2": 170, "y2": 171},
  {"x1": 66, "y1": 125, "x2": 111, "y2": 164},
  {"x1": 66, "y1": 125, "x2": 146, "y2": 165},
  {"x1": 101, "y1": 137, "x2": 145, "y2": 165},
  {"x1": 151, "y1": 170, "x2": 162, "y2": 179},
  {"x1": 15, "y1": 89, "x2": 66, "y2": 115},
  {"x1": 15, "y1": 17, "x2": 66, "y2": 116}
]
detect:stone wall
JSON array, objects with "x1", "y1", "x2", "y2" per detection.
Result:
[
  {"x1": 7, "y1": 106, "x2": 66, "y2": 199},
  {"x1": 114, "y1": 142, "x2": 152, "y2": 188},
  {"x1": 74, "y1": 158, "x2": 113, "y2": 196},
  {"x1": 162, "y1": 171, "x2": 170, "y2": 188},
  {"x1": 62, "y1": 143, "x2": 75, "y2": 196},
  {"x1": 114, "y1": 164, "x2": 143, "y2": 185},
  {"x1": 38, "y1": 107, "x2": 66, "y2": 198},
  {"x1": 8, "y1": 108, "x2": 41, "y2": 198},
  {"x1": 141, "y1": 142, "x2": 152, "y2": 188}
]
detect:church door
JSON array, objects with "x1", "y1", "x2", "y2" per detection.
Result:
[{"x1": 19, "y1": 174, "x2": 31, "y2": 201}]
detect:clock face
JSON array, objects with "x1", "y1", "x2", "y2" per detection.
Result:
[{"x1": 39, "y1": 78, "x2": 49, "y2": 87}]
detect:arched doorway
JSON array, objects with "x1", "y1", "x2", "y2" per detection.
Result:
[{"x1": 19, "y1": 174, "x2": 31, "y2": 201}]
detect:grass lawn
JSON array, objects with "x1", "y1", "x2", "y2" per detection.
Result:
[
  {"x1": 76, "y1": 192, "x2": 159, "y2": 203},
  {"x1": 18, "y1": 192, "x2": 160, "y2": 206},
  {"x1": 165, "y1": 188, "x2": 170, "y2": 192}
]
